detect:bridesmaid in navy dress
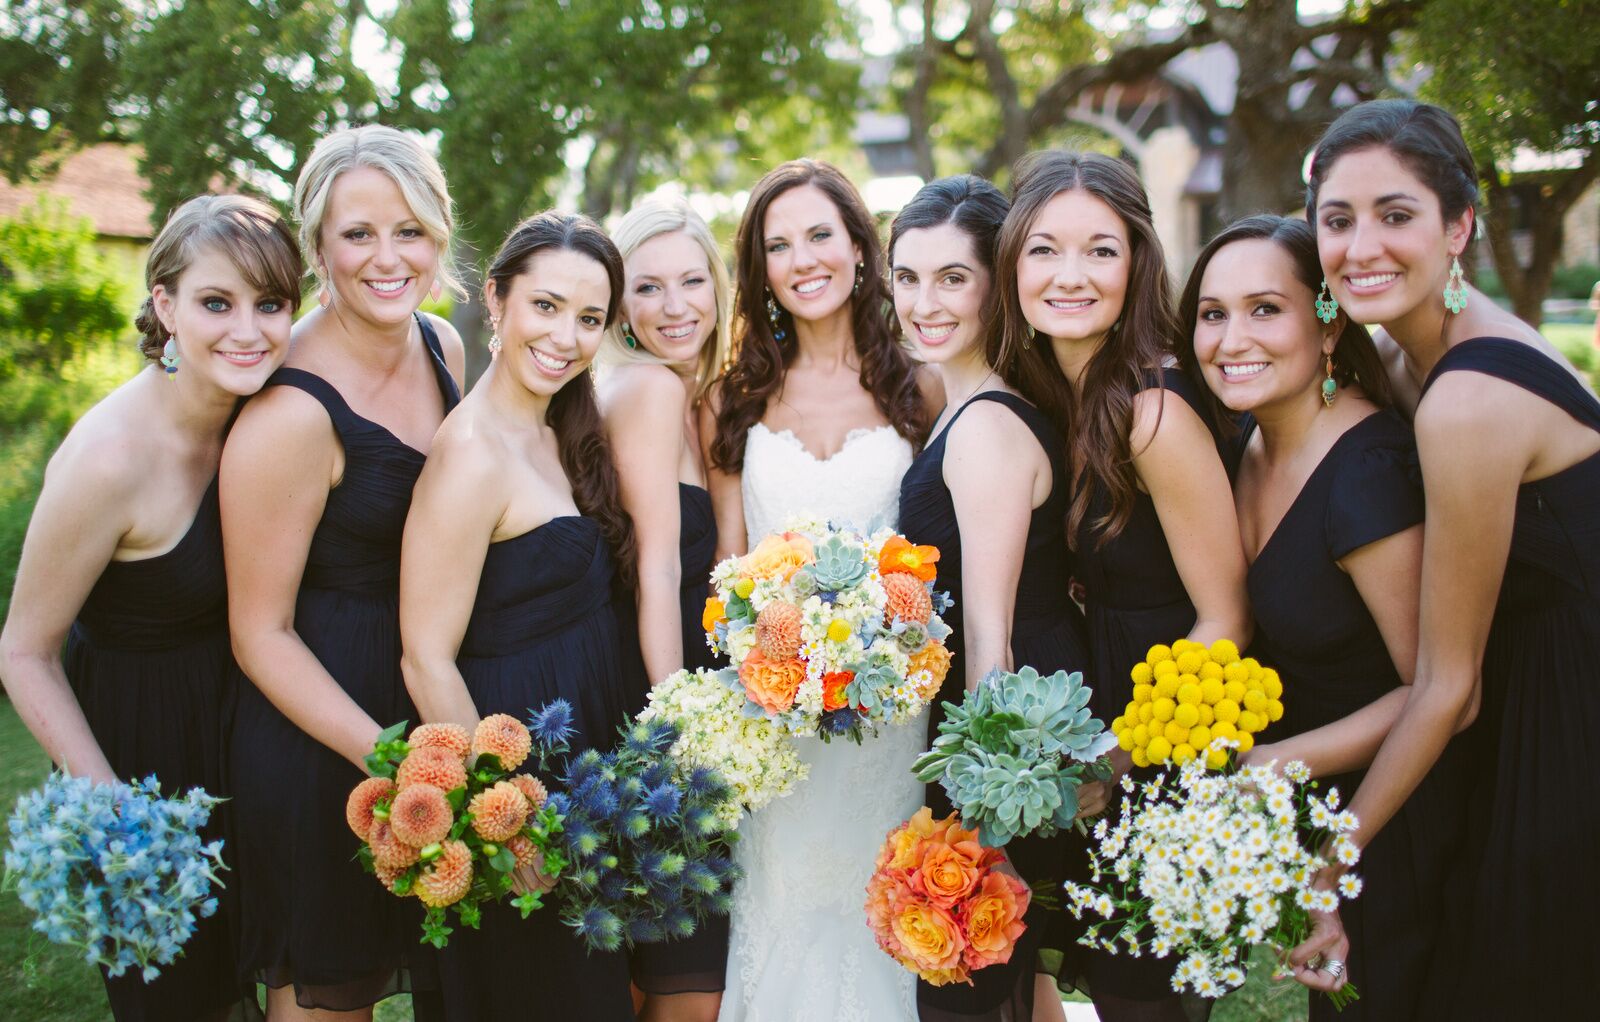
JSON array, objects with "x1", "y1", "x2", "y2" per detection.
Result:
[
  {"x1": 892, "y1": 175, "x2": 1093, "y2": 1022},
  {"x1": 596, "y1": 198, "x2": 731, "y2": 1021},
  {"x1": 399, "y1": 211, "x2": 637, "y2": 1021},
  {"x1": 0, "y1": 195, "x2": 300, "y2": 1021},
  {"x1": 222, "y1": 126, "x2": 464, "y2": 1020},
  {"x1": 1301, "y1": 99, "x2": 1600, "y2": 1018},
  {"x1": 992, "y1": 151, "x2": 1251, "y2": 1022},
  {"x1": 1179, "y1": 214, "x2": 1468, "y2": 1020}
]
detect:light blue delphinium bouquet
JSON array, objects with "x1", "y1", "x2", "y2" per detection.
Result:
[
  {"x1": 3, "y1": 773, "x2": 225, "y2": 981},
  {"x1": 914, "y1": 666, "x2": 1118, "y2": 847}
]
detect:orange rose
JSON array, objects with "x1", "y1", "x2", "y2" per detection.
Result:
[
  {"x1": 702, "y1": 596, "x2": 727, "y2": 635},
  {"x1": 744, "y1": 531, "x2": 815, "y2": 582},
  {"x1": 738, "y1": 648, "x2": 805, "y2": 714},
  {"x1": 821, "y1": 670, "x2": 854, "y2": 712},
  {"x1": 878, "y1": 536, "x2": 940, "y2": 582},
  {"x1": 915, "y1": 842, "x2": 982, "y2": 908},
  {"x1": 891, "y1": 903, "x2": 966, "y2": 973},
  {"x1": 961, "y1": 870, "x2": 1030, "y2": 970}
]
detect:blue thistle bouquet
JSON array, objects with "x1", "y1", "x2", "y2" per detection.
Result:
[
  {"x1": 3, "y1": 773, "x2": 226, "y2": 980},
  {"x1": 534, "y1": 715, "x2": 741, "y2": 953}
]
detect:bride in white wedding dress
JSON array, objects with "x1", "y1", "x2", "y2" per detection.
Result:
[{"x1": 701, "y1": 160, "x2": 936, "y2": 1022}]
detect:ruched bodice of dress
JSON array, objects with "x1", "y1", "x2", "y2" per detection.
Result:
[{"x1": 460, "y1": 517, "x2": 615, "y2": 658}]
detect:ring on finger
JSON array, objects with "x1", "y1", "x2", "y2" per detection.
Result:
[{"x1": 1323, "y1": 959, "x2": 1345, "y2": 980}]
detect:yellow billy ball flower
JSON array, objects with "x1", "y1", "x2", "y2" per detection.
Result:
[
  {"x1": 1243, "y1": 690, "x2": 1268, "y2": 714},
  {"x1": 1173, "y1": 703, "x2": 1200, "y2": 729},
  {"x1": 1147, "y1": 644, "x2": 1174, "y2": 664},
  {"x1": 1199, "y1": 678, "x2": 1225, "y2": 704},
  {"x1": 1199, "y1": 661, "x2": 1224, "y2": 682},
  {"x1": 1124, "y1": 701, "x2": 1140, "y2": 723},
  {"x1": 1211, "y1": 720, "x2": 1238, "y2": 742},
  {"x1": 1117, "y1": 728, "x2": 1136, "y2": 752},
  {"x1": 1172, "y1": 743, "x2": 1197, "y2": 765},
  {"x1": 1153, "y1": 675, "x2": 1180, "y2": 700},
  {"x1": 1146, "y1": 736, "x2": 1173, "y2": 763},
  {"x1": 1132, "y1": 746, "x2": 1151, "y2": 768},
  {"x1": 1223, "y1": 680, "x2": 1247, "y2": 703},
  {"x1": 1176, "y1": 683, "x2": 1202, "y2": 707},
  {"x1": 1208, "y1": 638, "x2": 1240, "y2": 664},
  {"x1": 1188, "y1": 725, "x2": 1212, "y2": 749},
  {"x1": 1171, "y1": 638, "x2": 1198, "y2": 653},
  {"x1": 1263, "y1": 670, "x2": 1283, "y2": 699},
  {"x1": 1175, "y1": 650, "x2": 1204, "y2": 676},
  {"x1": 1164, "y1": 720, "x2": 1190, "y2": 746},
  {"x1": 1238, "y1": 709, "x2": 1263, "y2": 734},
  {"x1": 1131, "y1": 661, "x2": 1154, "y2": 685},
  {"x1": 1205, "y1": 746, "x2": 1230, "y2": 770},
  {"x1": 1266, "y1": 699, "x2": 1284, "y2": 722},
  {"x1": 1132, "y1": 724, "x2": 1150, "y2": 747},
  {"x1": 1214, "y1": 699, "x2": 1241, "y2": 725},
  {"x1": 1111, "y1": 715, "x2": 1127, "y2": 733},
  {"x1": 827, "y1": 618, "x2": 853, "y2": 643},
  {"x1": 734, "y1": 577, "x2": 756, "y2": 599},
  {"x1": 1241, "y1": 657, "x2": 1261, "y2": 676},
  {"x1": 1138, "y1": 703, "x2": 1155, "y2": 725},
  {"x1": 1197, "y1": 704, "x2": 1215, "y2": 727},
  {"x1": 1235, "y1": 731, "x2": 1255, "y2": 754},
  {"x1": 1152, "y1": 698, "x2": 1176, "y2": 723},
  {"x1": 1133, "y1": 683, "x2": 1154, "y2": 704},
  {"x1": 1153, "y1": 660, "x2": 1179, "y2": 680},
  {"x1": 1223, "y1": 662, "x2": 1249, "y2": 685}
]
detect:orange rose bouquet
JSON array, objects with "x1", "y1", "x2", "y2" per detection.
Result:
[
  {"x1": 347, "y1": 711, "x2": 568, "y2": 948},
  {"x1": 706, "y1": 516, "x2": 953, "y2": 743},
  {"x1": 864, "y1": 807, "x2": 1031, "y2": 985}
]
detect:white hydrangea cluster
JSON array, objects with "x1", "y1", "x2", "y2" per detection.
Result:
[
  {"x1": 1064, "y1": 746, "x2": 1361, "y2": 1000},
  {"x1": 638, "y1": 668, "x2": 809, "y2": 829}
]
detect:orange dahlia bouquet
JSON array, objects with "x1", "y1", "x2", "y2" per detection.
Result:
[
  {"x1": 865, "y1": 808, "x2": 1032, "y2": 986},
  {"x1": 705, "y1": 515, "x2": 953, "y2": 743},
  {"x1": 346, "y1": 713, "x2": 567, "y2": 948}
]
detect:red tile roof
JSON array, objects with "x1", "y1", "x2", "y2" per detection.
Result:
[{"x1": 0, "y1": 143, "x2": 154, "y2": 240}]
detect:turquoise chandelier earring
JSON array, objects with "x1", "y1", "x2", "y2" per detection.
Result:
[
  {"x1": 622, "y1": 323, "x2": 639, "y2": 350},
  {"x1": 1315, "y1": 279, "x2": 1339, "y2": 324},
  {"x1": 853, "y1": 261, "x2": 864, "y2": 295},
  {"x1": 160, "y1": 335, "x2": 180, "y2": 378},
  {"x1": 766, "y1": 289, "x2": 787, "y2": 342},
  {"x1": 1443, "y1": 256, "x2": 1468, "y2": 314},
  {"x1": 1321, "y1": 353, "x2": 1338, "y2": 408}
]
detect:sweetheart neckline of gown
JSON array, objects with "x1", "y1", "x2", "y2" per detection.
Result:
[{"x1": 749, "y1": 422, "x2": 902, "y2": 464}]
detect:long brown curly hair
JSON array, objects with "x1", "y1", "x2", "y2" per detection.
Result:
[
  {"x1": 987, "y1": 150, "x2": 1179, "y2": 549},
  {"x1": 485, "y1": 211, "x2": 637, "y2": 586},
  {"x1": 709, "y1": 159, "x2": 925, "y2": 472}
]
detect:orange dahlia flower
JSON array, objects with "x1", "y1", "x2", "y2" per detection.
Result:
[
  {"x1": 469, "y1": 780, "x2": 529, "y2": 842},
  {"x1": 389, "y1": 783, "x2": 453, "y2": 847},
  {"x1": 508, "y1": 773, "x2": 548, "y2": 809},
  {"x1": 408, "y1": 722, "x2": 471, "y2": 762},
  {"x1": 744, "y1": 531, "x2": 814, "y2": 581},
  {"x1": 415, "y1": 840, "x2": 473, "y2": 908},
  {"x1": 471, "y1": 713, "x2": 533, "y2": 772},
  {"x1": 908, "y1": 641, "x2": 952, "y2": 698},
  {"x1": 396, "y1": 746, "x2": 468, "y2": 793},
  {"x1": 506, "y1": 832, "x2": 543, "y2": 870},
  {"x1": 883, "y1": 572, "x2": 933, "y2": 624},
  {"x1": 755, "y1": 601, "x2": 804, "y2": 660},
  {"x1": 368, "y1": 818, "x2": 421, "y2": 869},
  {"x1": 346, "y1": 776, "x2": 395, "y2": 841},
  {"x1": 738, "y1": 648, "x2": 805, "y2": 715},
  {"x1": 821, "y1": 670, "x2": 854, "y2": 712},
  {"x1": 374, "y1": 859, "x2": 408, "y2": 893},
  {"x1": 962, "y1": 870, "x2": 1031, "y2": 970},
  {"x1": 878, "y1": 536, "x2": 939, "y2": 582}
]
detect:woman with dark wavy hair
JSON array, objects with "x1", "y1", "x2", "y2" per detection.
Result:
[
  {"x1": 702, "y1": 158, "x2": 937, "y2": 1022},
  {"x1": 992, "y1": 150, "x2": 1250, "y2": 1022},
  {"x1": 399, "y1": 211, "x2": 637, "y2": 1020}
]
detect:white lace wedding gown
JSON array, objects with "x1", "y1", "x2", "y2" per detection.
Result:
[{"x1": 718, "y1": 423, "x2": 924, "y2": 1022}]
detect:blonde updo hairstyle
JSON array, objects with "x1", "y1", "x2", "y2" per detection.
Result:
[
  {"x1": 133, "y1": 194, "x2": 303, "y2": 362},
  {"x1": 292, "y1": 124, "x2": 464, "y2": 301},
  {"x1": 600, "y1": 198, "x2": 731, "y2": 403}
]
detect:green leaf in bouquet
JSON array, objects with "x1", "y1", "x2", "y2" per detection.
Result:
[
  {"x1": 445, "y1": 787, "x2": 466, "y2": 813},
  {"x1": 392, "y1": 871, "x2": 415, "y2": 896},
  {"x1": 488, "y1": 847, "x2": 516, "y2": 873},
  {"x1": 455, "y1": 900, "x2": 482, "y2": 930},
  {"x1": 356, "y1": 845, "x2": 376, "y2": 874},
  {"x1": 364, "y1": 721, "x2": 411, "y2": 777},
  {"x1": 471, "y1": 752, "x2": 505, "y2": 777},
  {"x1": 513, "y1": 890, "x2": 544, "y2": 918},
  {"x1": 421, "y1": 908, "x2": 452, "y2": 949}
]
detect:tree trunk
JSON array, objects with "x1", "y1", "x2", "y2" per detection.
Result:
[{"x1": 1483, "y1": 154, "x2": 1599, "y2": 329}]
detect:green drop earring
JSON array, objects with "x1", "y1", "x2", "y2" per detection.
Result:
[
  {"x1": 1315, "y1": 280, "x2": 1339, "y2": 324},
  {"x1": 1321, "y1": 353, "x2": 1337, "y2": 408},
  {"x1": 1443, "y1": 256, "x2": 1468, "y2": 314},
  {"x1": 622, "y1": 323, "x2": 639, "y2": 350}
]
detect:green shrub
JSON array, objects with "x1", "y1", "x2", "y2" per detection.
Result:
[
  {"x1": 0, "y1": 200, "x2": 126, "y2": 378},
  {"x1": 1552, "y1": 262, "x2": 1600, "y2": 300}
]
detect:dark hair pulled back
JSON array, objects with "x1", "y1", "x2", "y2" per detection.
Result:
[{"x1": 485, "y1": 211, "x2": 636, "y2": 586}]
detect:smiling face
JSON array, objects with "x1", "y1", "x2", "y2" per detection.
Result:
[
  {"x1": 1314, "y1": 146, "x2": 1472, "y2": 327},
  {"x1": 318, "y1": 164, "x2": 440, "y2": 329},
  {"x1": 487, "y1": 247, "x2": 612, "y2": 399},
  {"x1": 761, "y1": 184, "x2": 862, "y2": 324},
  {"x1": 621, "y1": 230, "x2": 717, "y2": 364},
  {"x1": 1192, "y1": 238, "x2": 1335, "y2": 414},
  {"x1": 891, "y1": 222, "x2": 991, "y2": 365},
  {"x1": 151, "y1": 244, "x2": 293, "y2": 396},
  {"x1": 1015, "y1": 189, "x2": 1129, "y2": 346}
]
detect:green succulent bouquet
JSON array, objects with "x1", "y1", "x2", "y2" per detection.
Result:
[{"x1": 913, "y1": 666, "x2": 1118, "y2": 847}]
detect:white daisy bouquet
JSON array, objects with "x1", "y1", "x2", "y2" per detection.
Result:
[
  {"x1": 636, "y1": 666, "x2": 809, "y2": 828},
  {"x1": 703, "y1": 516, "x2": 953, "y2": 743},
  {"x1": 1064, "y1": 746, "x2": 1362, "y2": 1009}
]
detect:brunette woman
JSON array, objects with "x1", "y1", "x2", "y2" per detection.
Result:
[{"x1": 222, "y1": 125, "x2": 464, "y2": 1020}]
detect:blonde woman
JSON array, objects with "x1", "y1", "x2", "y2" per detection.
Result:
[
  {"x1": 222, "y1": 125, "x2": 464, "y2": 1020},
  {"x1": 596, "y1": 198, "x2": 731, "y2": 1022}
]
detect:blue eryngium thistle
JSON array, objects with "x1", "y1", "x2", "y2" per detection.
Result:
[
  {"x1": 4, "y1": 774, "x2": 225, "y2": 981},
  {"x1": 527, "y1": 700, "x2": 576, "y2": 762},
  {"x1": 549, "y1": 716, "x2": 743, "y2": 953}
]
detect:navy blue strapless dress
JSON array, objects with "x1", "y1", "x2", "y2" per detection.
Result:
[
  {"x1": 230, "y1": 317, "x2": 456, "y2": 1012},
  {"x1": 1243, "y1": 410, "x2": 1468, "y2": 1022},
  {"x1": 1416, "y1": 339, "x2": 1600, "y2": 1020},
  {"x1": 434, "y1": 515, "x2": 636, "y2": 1020},
  {"x1": 64, "y1": 476, "x2": 260, "y2": 1022},
  {"x1": 898, "y1": 391, "x2": 1092, "y2": 1019}
]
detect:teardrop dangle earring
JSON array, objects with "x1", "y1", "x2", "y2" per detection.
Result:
[
  {"x1": 1315, "y1": 279, "x2": 1339, "y2": 324},
  {"x1": 622, "y1": 323, "x2": 639, "y2": 350},
  {"x1": 1321, "y1": 353, "x2": 1338, "y2": 407},
  {"x1": 1443, "y1": 256, "x2": 1469, "y2": 314},
  {"x1": 488, "y1": 322, "x2": 503, "y2": 360},
  {"x1": 766, "y1": 289, "x2": 787, "y2": 342},
  {"x1": 160, "y1": 335, "x2": 180, "y2": 379},
  {"x1": 853, "y1": 261, "x2": 864, "y2": 295}
]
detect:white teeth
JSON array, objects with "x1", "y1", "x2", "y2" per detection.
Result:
[
  {"x1": 918, "y1": 324, "x2": 957, "y2": 339},
  {"x1": 794, "y1": 278, "x2": 827, "y2": 295},
  {"x1": 1222, "y1": 363, "x2": 1266, "y2": 378},
  {"x1": 367, "y1": 279, "x2": 407, "y2": 293},
  {"x1": 1348, "y1": 273, "x2": 1397, "y2": 288},
  {"x1": 660, "y1": 325, "x2": 696, "y2": 339},
  {"x1": 218, "y1": 351, "x2": 264, "y2": 363},
  {"x1": 1047, "y1": 298, "x2": 1092, "y2": 309},
  {"x1": 531, "y1": 349, "x2": 569, "y2": 372}
]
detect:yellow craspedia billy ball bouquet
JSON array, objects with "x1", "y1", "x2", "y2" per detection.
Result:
[{"x1": 1111, "y1": 639, "x2": 1283, "y2": 770}]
